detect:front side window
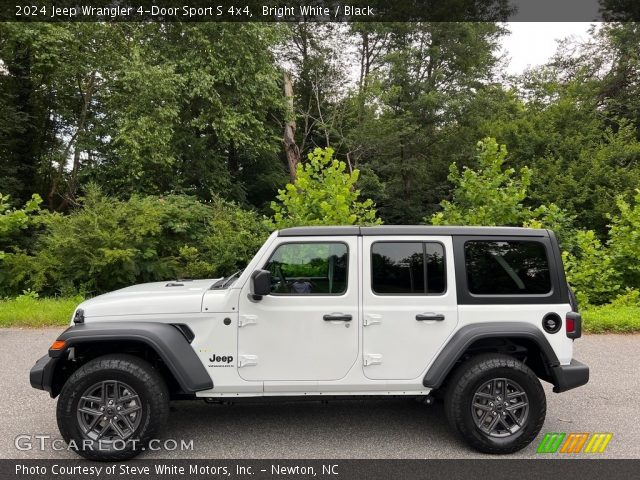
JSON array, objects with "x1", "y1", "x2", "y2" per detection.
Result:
[
  {"x1": 464, "y1": 240, "x2": 551, "y2": 295},
  {"x1": 371, "y1": 242, "x2": 446, "y2": 295},
  {"x1": 264, "y1": 242, "x2": 348, "y2": 295}
]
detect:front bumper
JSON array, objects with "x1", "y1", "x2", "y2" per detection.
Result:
[
  {"x1": 552, "y1": 359, "x2": 589, "y2": 393},
  {"x1": 29, "y1": 354, "x2": 58, "y2": 396}
]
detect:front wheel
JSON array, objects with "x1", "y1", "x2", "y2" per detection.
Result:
[
  {"x1": 444, "y1": 353, "x2": 546, "y2": 454},
  {"x1": 57, "y1": 354, "x2": 169, "y2": 460}
]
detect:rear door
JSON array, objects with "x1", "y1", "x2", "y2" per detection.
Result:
[{"x1": 362, "y1": 236, "x2": 458, "y2": 380}]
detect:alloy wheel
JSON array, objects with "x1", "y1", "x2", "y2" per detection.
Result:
[
  {"x1": 471, "y1": 377, "x2": 529, "y2": 438},
  {"x1": 76, "y1": 380, "x2": 143, "y2": 442}
]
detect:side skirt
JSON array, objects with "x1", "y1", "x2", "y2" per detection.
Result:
[{"x1": 196, "y1": 390, "x2": 432, "y2": 398}]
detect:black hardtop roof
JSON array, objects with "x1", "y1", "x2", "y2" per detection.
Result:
[{"x1": 277, "y1": 225, "x2": 550, "y2": 237}]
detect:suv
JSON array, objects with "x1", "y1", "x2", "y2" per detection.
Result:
[{"x1": 30, "y1": 226, "x2": 588, "y2": 460}]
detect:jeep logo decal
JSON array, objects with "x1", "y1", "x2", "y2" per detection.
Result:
[{"x1": 209, "y1": 354, "x2": 233, "y2": 364}]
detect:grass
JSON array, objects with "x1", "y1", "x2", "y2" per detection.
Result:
[
  {"x1": 582, "y1": 304, "x2": 640, "y2": 334},
  {"x1": 0, "y1": 296, "x2": 81, "y2": 327},
  {"x1": 0, "y1": 296, "x2": 638, "y2": 333}
]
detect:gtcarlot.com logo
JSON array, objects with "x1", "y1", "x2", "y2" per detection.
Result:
[
  {"x1": 537, "y1": 432, "x2": 613, "y2": 454},
  {"x1": 14, "y1": 435, "x2": 194, "y2": 452}
]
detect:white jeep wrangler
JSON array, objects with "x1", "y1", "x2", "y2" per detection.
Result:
[{"x1": 31, "y1": 226, "x2": 588, "y2": 460}]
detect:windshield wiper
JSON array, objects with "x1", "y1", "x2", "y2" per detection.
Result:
[{"x1": 211, "y1": 269, "x2": 243, "y2": 289}]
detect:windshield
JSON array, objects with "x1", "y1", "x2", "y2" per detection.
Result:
[{"x1": 210, "y1": 269, "x2": 244, "y2": 290}]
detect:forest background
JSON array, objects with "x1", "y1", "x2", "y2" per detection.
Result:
[{"x1": 1, "y1": 21, "x2": 639, "y2": 331}]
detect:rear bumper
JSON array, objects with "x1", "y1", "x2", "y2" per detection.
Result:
[
  {"x1": 552, "y1": 359, "x2": 589, "y2": 393},
  {"x1": 29, "y1": 354, "x2": 58, "y2": 396}
]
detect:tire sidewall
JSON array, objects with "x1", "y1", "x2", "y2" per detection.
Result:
[
  {"x1": 57, "y1": 359, "x2": 165, "y2": 460},
  {"x1": 446, "y1": 356, "x2": 547, "y2": 454},
  {"x1": 461, "y1": 366, "x2": 544, "y2": 449}
]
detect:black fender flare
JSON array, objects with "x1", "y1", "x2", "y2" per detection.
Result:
[
  {"x1": 50, "y1": 322, "x2": 213, "y2": 393},
  {"x1": 423, "y1": 322, "x2": 560, "y2": 389}
]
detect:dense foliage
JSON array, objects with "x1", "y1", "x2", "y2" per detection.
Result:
[
  {"x1": 0, "y1": 188, "x2": 270, "y2": 297},
  {"x1": 1, "y1": 22, "x2": 639, "y2": 310},
  {"x1": 0, "y1": 193, "x2": 42, "y2": 258},
  {"x1": 429, "y1": 138, "x2": 571, "y2": 236},
  {"x1": 269, "y1": 147, "x2": 381, "y2": 229}
]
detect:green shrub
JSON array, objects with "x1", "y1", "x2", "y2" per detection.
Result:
[
  {"x1": 1, "y1": 187, "x2": 269, "y2": 296},
  {"x1": 563, "y1": 190, "x2": 640, "y2": 306},
  {"x1": 0, "y1": 193, "x2": 43, "y2": 258},
  {"x1": 609, "y1": 288, "x2": 640, "y2": 307},
  {"x1": 0, "y1": 193, "x2": 42, "y2": 237},
  {"x1": 177, "y1": 197, "x2": 271, "y2": 279},
  {"x1": 562, "y1": 230, "x2": 620, "y2": 306},
  {"x1": 608, "y1": 190, "x2": 640, "y2": 290}
]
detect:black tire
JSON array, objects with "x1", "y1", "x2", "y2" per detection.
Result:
[
  {"x1": 57, "y1": 354, "x2": 169, "y2": 461},
  {"x1": 444, "y1": 353, "x2": 546, "y2": 454}
]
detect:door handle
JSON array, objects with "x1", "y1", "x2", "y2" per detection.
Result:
[
  {"x1": 416, "y1": 313, "x2": 445, "y2": 321},
  {"x1": 323, "y1": 313, "x2": 353, "y2": 321}
]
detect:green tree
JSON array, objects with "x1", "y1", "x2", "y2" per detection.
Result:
[
  {"x1": 0, "y1": 23, "x2": 130, "y2": 209},
  {"x1": 0, "y1": 23, "x2": 286, "y2": 210},
  {"x1": 268, "y1": 147, "x2": 382, "y2": 229},
  {"x1": 0, "y1": 23, "x2": 62, "y2": 204},
  {"x1": 86, "y1": 23, "x2": 287, "y2": 206},
  {"x1": 353, "y1": 22, "x2": 507, "y2": 223},
  {"x1": 429, "y1": 138, "x2": 572, "y2": 238},
  {"x1": 495, "y1": 24, "x2": 640, "y2": 237}
]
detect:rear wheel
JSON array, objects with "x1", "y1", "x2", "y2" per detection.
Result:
[
  {"x1": 57, "y1": 354, "x2": 169, "y2": 460},
  {"x1": 444, "y1": 353, "x2": 546, "y2": 454}
]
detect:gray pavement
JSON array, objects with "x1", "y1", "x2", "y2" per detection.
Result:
[{"x1": 0, "y1": 328, "x2": 637, "y2": 459}]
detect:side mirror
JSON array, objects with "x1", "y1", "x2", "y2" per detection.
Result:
[{"x1": 250, "y1": 269, "x2": 271, "y2": 300}]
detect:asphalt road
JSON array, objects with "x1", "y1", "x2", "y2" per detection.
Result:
[{"x1": 1, "y1": 328, "x2": 638, "y2": 459}]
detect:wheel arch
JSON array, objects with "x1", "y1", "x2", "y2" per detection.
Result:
[
  {"x1": 423, "y1": 322, "x2": 560, "y2": 390},
  {"x1": 46, "y1": 322, "x2": 213, "y2": 398}
]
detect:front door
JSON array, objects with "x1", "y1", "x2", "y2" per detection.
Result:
[
  {"x1": 362, "y1": 236, "x2": 458, "y2": 380},
  {"x1": 237, "y1": 237, "x2": 359, "y2": 381}
]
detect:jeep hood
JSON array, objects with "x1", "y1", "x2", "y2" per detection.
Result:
[{"x1": 77, "y1": 279, "x2": 222, "y2": 318}]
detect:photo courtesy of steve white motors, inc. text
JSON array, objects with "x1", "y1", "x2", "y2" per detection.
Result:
[{"x1": 15, "y1": 463, "x2": 338, "y2": 477}]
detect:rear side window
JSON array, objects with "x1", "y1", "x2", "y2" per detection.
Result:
[
  {"x1": 464, "y1": 240, "x2": 551, "y2": 295},
  {"x1": 371, "y1": 242, "x2": 446, "y2": 295}
]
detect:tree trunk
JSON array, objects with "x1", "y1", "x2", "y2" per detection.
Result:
[
  {"x1": 283, "y1": 70, "x2": 300, "y2": 182},
  {"x1": 50, "y1": 71, "x2": 97, "y2": 211},
  {"x1": 228, "y1": 140, "x2": 239, "y2": 177}
]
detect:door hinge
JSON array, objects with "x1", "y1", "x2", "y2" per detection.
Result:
[
  {"x1": 364, "y1": 353, "x2": 383, "y2": 366},
  {"x1": 238, "y1": 355, "x2": 258, "y2": 367},
  {"x1": 238, "y1": 314, "x2": 258, "y2": 327},
  {"x1": 363, "y1": 313, "x2": 382, "y2": 326}
]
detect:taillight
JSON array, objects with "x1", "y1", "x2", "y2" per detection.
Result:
[
  {"x1": 566, "y1": 312, "x2": 582, "y2": 339},
  {"x1": 566, "y1": 317, "x2": 575, "y2": 334}
]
